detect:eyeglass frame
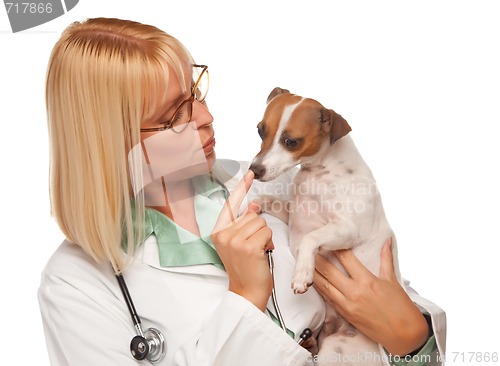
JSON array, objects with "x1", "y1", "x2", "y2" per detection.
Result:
[{"x1": 140, "y1": 64, "x2": 209, "y2": 133}]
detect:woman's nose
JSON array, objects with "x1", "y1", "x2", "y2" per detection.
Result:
[{"x1": 192, "y1": 100, "x2": 213, "y2": 128}]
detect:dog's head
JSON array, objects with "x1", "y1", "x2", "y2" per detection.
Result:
[{"x1": 249, "y1": 87, "x2": 351, "y2": 181}]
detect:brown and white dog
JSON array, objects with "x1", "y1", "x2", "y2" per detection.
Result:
[{"x1": 250, "y1": 88, "x2": 402, "y2": 365}]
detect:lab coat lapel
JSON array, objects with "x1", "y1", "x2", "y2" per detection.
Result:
[{"x1": 139, "y1": 235, "x2": 228, "y2": 277}]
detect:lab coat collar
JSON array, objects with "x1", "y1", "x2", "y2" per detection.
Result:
[{"x1": 137, "y1": 234, "x2": 228, "y2": 277}]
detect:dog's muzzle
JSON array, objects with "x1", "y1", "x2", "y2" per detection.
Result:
[{"x1": 249, "y1": 163, "x2": 266, "y2": 181}]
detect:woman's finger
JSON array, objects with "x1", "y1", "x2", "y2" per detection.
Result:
[
  {"x1": 251, "y1": 226, "x2": 274, "y2": 251},
  {"x1": 379, "y1": 237, "x2": 397, "y2": 281},
  {"x1": 314, "y1": 254, "x2": 352, "y2": 295},
  {"x1": 334, "y1": 248, "x2": 375, "y2": 282},
  {"x1": 245, "y1": 202, "x2": 274, "y2": 249},
  {"x1": 313, "y1": 269, "x2": 346, "y2": 306},
  {"x1": 237, "y1": 215, "x2": 274, "y2": 251},
  {"x1": 213, "y1": 170, "x2": 254, "y2": 233},
  {"x1": 231, "y1": 215, "x2": 268, "y2": 242}
]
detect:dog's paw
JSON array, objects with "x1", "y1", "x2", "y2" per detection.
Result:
[
  {"x1": 291, "y1": 271, "x2": 314, "y2": 294},
  {"x1": 292, "y1": 280, "x2": 312, "y2": 294}
]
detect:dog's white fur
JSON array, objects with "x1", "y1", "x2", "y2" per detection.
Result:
[{"x1": 250, "y1": 88, "x2": 402, "y2": 365}]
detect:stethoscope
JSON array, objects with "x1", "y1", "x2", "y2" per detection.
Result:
[
  {"x1": 266, "y1": 250, "x2": 313, "y2": 345},
  {"x1": 115, "y1": 176, "x2": 312, "y2": 363},
  {"x1": 116, "y1": 273, "x2": 166, "y2": 363},
  {"x1": 116, "y1": 250, "x2": 313, "y2": 363}
]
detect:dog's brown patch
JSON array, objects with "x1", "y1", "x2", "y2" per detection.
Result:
[
  {"x1": 255, "y1": 93, "x2": 303, "y2": 159},
  {"x1": 285, "y1": 98, "x2": 329, "y2": 160}
]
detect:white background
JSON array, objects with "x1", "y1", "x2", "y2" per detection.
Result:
[{"x1": 1, "y1": 0, "x2": 499, "y2": 365}]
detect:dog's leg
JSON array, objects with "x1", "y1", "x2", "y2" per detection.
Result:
[
  {"x1": 251, "y1": 195, "x2": 290, "y2": 224},
  {"x1": 292, "y1": 219, "x2": 356, "y2": 294}
]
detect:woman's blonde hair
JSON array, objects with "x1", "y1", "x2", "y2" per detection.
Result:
[{"x1": 46, "y1": 18, "x2": 194, "y2": 272}]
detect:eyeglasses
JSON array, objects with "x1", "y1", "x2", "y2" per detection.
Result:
[{"x1": 140, "y1": 64, "x2": 209, "y2": 134}]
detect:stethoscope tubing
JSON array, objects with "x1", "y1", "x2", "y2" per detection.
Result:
[
  {"x1": 116, "y1": 273, "x2": 145, "y2": 337},
  {"x1": 267, "y1": 250, "x2": 287, "y2": 332}
]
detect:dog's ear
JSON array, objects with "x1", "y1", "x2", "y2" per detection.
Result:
[
  {"x1": 267, "y1": 87, "x2": 290, "y2": 104},
  {"x1": 321, "y1": 108, "x2": 352, "y2": 145}
]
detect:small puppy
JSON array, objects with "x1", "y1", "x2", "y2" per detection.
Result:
[{"x1": 250, "y1": 88, "x2": 403, "y2": 365}]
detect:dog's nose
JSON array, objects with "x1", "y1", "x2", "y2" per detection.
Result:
[{"x1": 249, "y1": 163, "x2": 266, "y2": 180}]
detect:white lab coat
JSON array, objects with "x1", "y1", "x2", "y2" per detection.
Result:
[{"x1": 38, "y1": 159, "x2": 446, "y2": 366}]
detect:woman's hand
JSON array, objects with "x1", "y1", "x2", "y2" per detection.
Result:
[
  {"x1": 313, "y1": 238, "x2": 429, "y2": 356},
  {"x1": 211, "y1": 170, "x2": 274, "y2": 312}
]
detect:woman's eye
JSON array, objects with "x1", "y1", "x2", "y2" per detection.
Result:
[
  {"x1": 284, "y1": 138, "x2": 298, "y2": 148},
  {"x1": 172, "y1": 112, "x2": 183, "y2": 123}
]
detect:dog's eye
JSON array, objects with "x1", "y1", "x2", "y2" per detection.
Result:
[{"x1": 284, "y1": 138, "x2": 298, "y2": 148}]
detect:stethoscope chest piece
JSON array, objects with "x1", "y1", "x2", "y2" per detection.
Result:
[
  {"x1": 117, "y1": 273, "x2": 166, "y2": 363},
  {"x1": 130, "y1": 328, "x2": 165, "y2": 363}
]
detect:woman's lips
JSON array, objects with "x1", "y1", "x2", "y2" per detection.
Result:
[{"x1": 203, "y1": 136, "x2": 216, "y2": 155}]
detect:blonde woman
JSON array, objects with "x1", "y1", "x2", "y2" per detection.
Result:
[{"x1": 38, "y1": 18, "x2": 445, "y2": 366}]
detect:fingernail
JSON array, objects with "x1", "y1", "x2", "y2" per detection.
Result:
[
  {"x1": 269, "y1": 241, "x2": 275, "y2": 251},
  {"x1": 248, "y1": 202, "x2": 260, "y2": 211}
]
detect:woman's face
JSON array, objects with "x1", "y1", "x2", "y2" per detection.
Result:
[{"x1": 138, "y1": 64, "x2": 217, "y2": 184}]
